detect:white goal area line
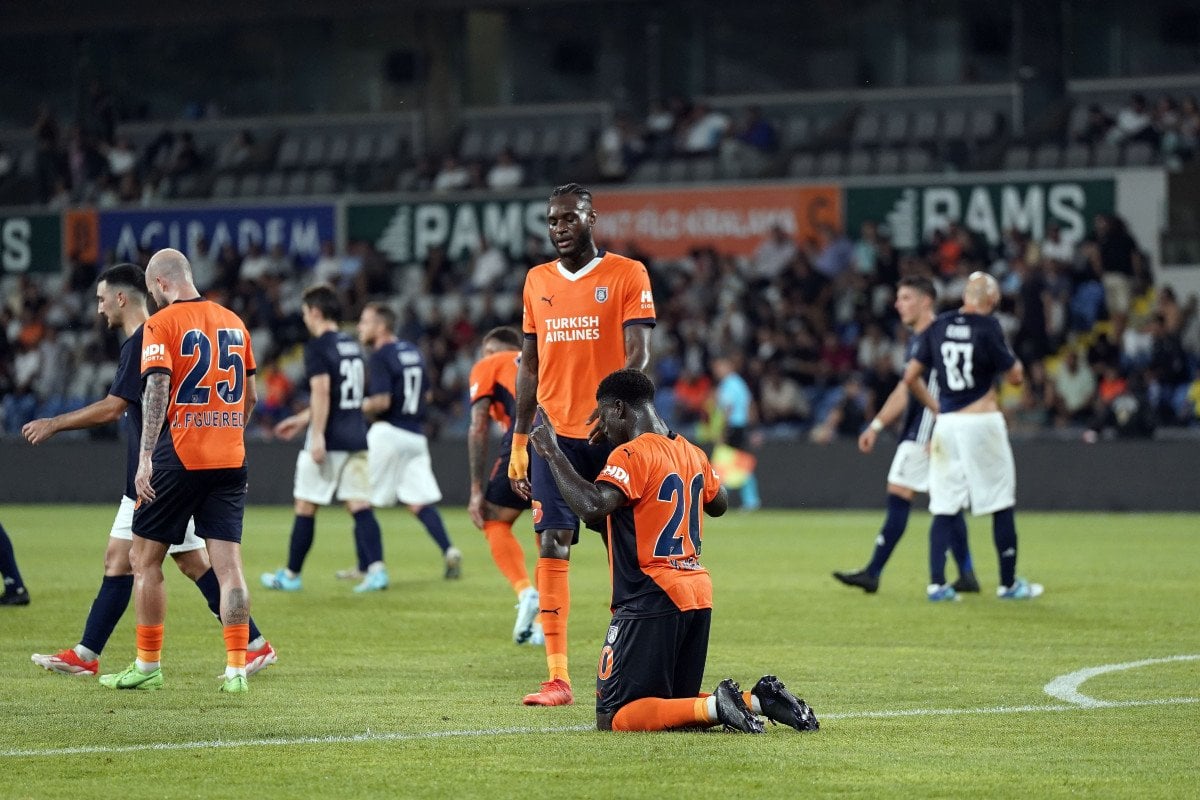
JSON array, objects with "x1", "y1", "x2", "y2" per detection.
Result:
[{"x1": 3, "y1": 654, "x2": 1196, "y2": 759}]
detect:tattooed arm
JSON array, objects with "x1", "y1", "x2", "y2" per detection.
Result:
[{"x1": 135, "y1": 373, "x2": 171, "y2": 503}]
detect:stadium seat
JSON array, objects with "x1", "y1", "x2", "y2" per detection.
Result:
[
  {"x1": 901, "y1": 147, "x2": 931, "y2": 173},
  {"x1": 351, "y1": 132, "x2": 376, "y2": 165},
  {"x1": 1033, "y1": 143, "x2": 1062, "y2": 170},
  {"x1": 881, "y1": 111, "x2": 909, "y2": 145},
  {"x1": 537, "y1": 126, "x2": 563, "y2": 157},
  {"x1": 459, "y1": 128, "x2": 485, "y2": 160},
  {"x1": 968, "y1": 109, "x2": 999, "y2": 142},
  {"x1": 511, "y1": 127, "x2": 537, "y2": 158},
  {"x1": 212, "y1": 174, "x2": 237, "y2": 198},
  {"x1": 1064, "y1": 143, "x2": 1090, "y2": 169},
  {"x1": 16, "y1": 148, "x2": 36, "y2": 177},
  {"x1": 263, "y1": 171, "x2": 285, "y2": 197},
  {"x1": 1093, "y1": 142, "x2": 1119, "y2": 167},
  {"x1": 691, "y1": 157, "x2": 717, "y2": 181},
  {"x1": 851, "y1": 112, "x2": 882, "y2": 147},
  {"x1": 375, "y1": 134, "x2": 400, "y2": 164},
  {"x1": 238, "y1": 173, "x2": 263, "y2": 197},
  {"x1": 1003, "y1": 145, "x2": 1031, "y2": 170},
  {"x1": 484, "y1": 129, "x2": 511, "y2": 159},
  {"x1": 847, "y1": 149, "x2": 873, "y2": 175},
  {"x1": 301, "y1": 135, "x2": 327, "y2": 169},
  {"x1": 910, "y1": 110, "x2": 939, "y2": 144},
  {"x1": 562, "y1": 125, "x2": 590, "y2": 158},
  {"x1": 276, "y1": 136, "x2": 302, "y2": 170},
  {"x1": 815, "y1": 151, "x2": 844, "y2": 176},
  {"x1": 876, "y1": 148, "x2": 902, "y2": 174},
  {"x1": 629, "y1": 160, "x2": 662, "y2": 183},
  {"x1": 325, "y1": 134, "x2": 351, "y2": 168},
  {"x1": 311, "y1": 169, "x2": 336, "y2": 195},
  {"x1": 1124, "y1": 141, "x2": 1155, "y2": 166},
  {"x1": 285, "y1": 171, "x2": 309, "y2": 196},
  {"x1": 788, "y1": 152, "x2": 815, "y2": 177},
  {"x1": 941, "y1": 109, "x2": 967, "y2": 141},
  {"x1": 665, "y1": 159, "x2": 690, "y2": 182},
  {"x1": 782, "y1": 116, "x2": 811, "y2": 149}
]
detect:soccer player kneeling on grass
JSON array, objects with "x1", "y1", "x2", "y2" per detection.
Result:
[{"x1": 529, "y1": 369, "x2": 819, "y2": 733}]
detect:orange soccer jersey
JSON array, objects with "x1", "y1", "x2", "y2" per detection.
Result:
[
  {"x1": 522, "y1": 251, "x2": 655, "y2": 439},
  {"x1": 468, "y1": 350, "x2": 521, "y2": 432},
  {"x1": 140, "y1": 297, "x2": 256, "y2": 470},
  {"x1": 595, "y1": 432, "x2": 722, "y2": 616}
]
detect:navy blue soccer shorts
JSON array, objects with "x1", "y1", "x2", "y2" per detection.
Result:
[
  {"x1": 530, "y1": 433, "x2": 613, "y2": 540},
  {"x1": 132, "y1": 466, "x2": 248, "y2": 546},
  {"x1": 595, "y1": 609, "x2": 712, "y2": 716},
  {"x1": 485, "y1": 433, "x2": 531, "y2": 511}
]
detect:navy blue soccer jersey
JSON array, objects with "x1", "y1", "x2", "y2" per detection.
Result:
[
  {"x1": 901, "y1": 329, "x2": 938, "y2": 444},
  {"x1": 109, "y1": 325, "x2": 145, "y2": 499},
  {"x1": 304, "y1": 330, "x2": 369, "y2": 451},
  {"x1": 914, "y1": 311, "x2": 1017, "y2": 412},
  {"x1": 367, "y1": 340, "x2": 428, "y2": 434}
]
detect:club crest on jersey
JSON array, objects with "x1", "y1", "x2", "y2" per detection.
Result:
[
  {"x1": 606, "y1": 624, "x2": 619, "y2": 644},
  {"x1": 595, "y1": 286, "x2": 609, "y2": 303}
]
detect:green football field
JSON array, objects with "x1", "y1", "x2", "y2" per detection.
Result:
[{"x1": 0, "y1": 505, "x2": 1196, "y2": 799}]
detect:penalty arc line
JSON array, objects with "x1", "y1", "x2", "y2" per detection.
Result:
[{"x1": 0, "y1": 696, "x2": 1196, "y2": 759}]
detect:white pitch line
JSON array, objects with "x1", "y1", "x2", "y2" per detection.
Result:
[
  {"x1": 1, "y1": 697, "x2": 1196, "y2": 759},
  {"x1": 1043, "y1": 654, "x2": 1200, "y2": 708}
]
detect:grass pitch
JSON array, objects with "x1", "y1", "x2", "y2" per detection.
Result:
[{"x1": 0, "y1": 505, "x2": 1197, "y2": 798}]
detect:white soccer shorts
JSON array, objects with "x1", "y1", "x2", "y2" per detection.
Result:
[
  {"x1": 110, "y1": 495, "x2": 205, "y2": 553},
  {"x1": 927, "y1": 411, "x2": 1016, "y2": 517},
  {"x1": 293, "y1": 450, "x2": 372, "y2": 505},
  {"x1": 886, "y1": 440, "x2": 930, "y2": 494},
  {"x1": 367, "y1": 422, "x2": 443, "y2": 507}
]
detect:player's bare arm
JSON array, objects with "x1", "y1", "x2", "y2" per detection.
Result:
[
  {"x1": 361, "y1": 392, "x2": 390, "y2": 418},
  {"x1": 274, "y1": 407, "x2": 311, "y2": 439},
  {"x1": 1005, "y1": 360, "x2": 1025, "y2": 387},
  {"x1": 135, "y1": 373, "x2": 171, "y2": 503},
  {"x1": 307, "y1": 373, "x2": 331, "y2": 464},
  {"x1": 467, "y1": 397, "x2": 492, "y2": 529},
  {"x1": 244, "y1": 374, "x2": 258, "y2": 426},
  {"x1": 859, "y1": 381, "x2": 911, "y2": 454},
  {"x1": 22, "y1": 394, "x2": 129, "y2": 445},
  {"x1": 509, "y1": 336, "x2": 539, "y2": 499},
  {"x1": 901, "y1": 358, "x2": 939, "y2": 414},
  {"x1": 529, "y1": 413, "x2": 624, "y2": 527}
]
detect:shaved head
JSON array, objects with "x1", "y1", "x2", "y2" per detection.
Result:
[
  {"x1": 962, "y1": 271, "x2": 1000, "y2": 314},
  {"x1": 146, "y1": 248, "x2": 199, "y2": 306}
]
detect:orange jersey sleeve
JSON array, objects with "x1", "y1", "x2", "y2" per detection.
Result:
[
  {"x1": 521, "y1": 251, "x2": 656, "y2": 438},
  {"x1": 469, "y1": 351, "x2": 519, "y2": 430},
  {"x1": 597, "y1": 432, "x2": 714, "y2": 613},
  {"x1": 140, "y1": 298, "x2": 254, "y2": 470}
]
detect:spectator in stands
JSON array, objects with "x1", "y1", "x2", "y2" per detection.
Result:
[
  {"x1": 1107, "y1": 93, "x2": 1156, "y2": 147},
  {"x1": 1076, "y1": 104, "x2": 1114, "y2": 146},
  {"x1": 468, "y1": 237, "x2": 508, "y2": 291},
  {"x1": 222, "y1": 129, "x2": 256, "y2": 170},
  {"x1": 105, "y1": 135, "x2": 137, "y2": 178},
  {"x1": 1179, "y1": 96, "x2": 1200, "y2": 156},
  {"x1": 189, "y1": 236, "x2": 216, "y2": 293},
  {"x1": 1090, "y1": 213, "x2": 1142, "y2": 318},
  {"x1": 1086, "y1": 369, "x2": 1155, "y2": 440},
  {"x1": 809, "y1": 372, "x2": 868, "y2": 445},
  {"x1": 678, "y1": 103, "x2": 730, "y2": 156},
  {"x1": 813, "y1": 223, "x2": 854, "y2": 281},
  {"x1": 311, "y1": 240, "x2": 343, "y2": 286},
  {"x1": 168, "y1": 131, "x2": 201, "y2": 175},
  {"x1": 80, "y1": 80, "x2": 117, "y2": 145},
  {"x1": 485, "y1": 147, "x2": 524, "y2": 190},
  {"x1": 758, "y1": 362, "x2": 809, "y2": 429},
  {"x1": 749, "y1": 225, "x2": 797, "y2": 285},
  {"x1": 239, "y1": 240, "x2": 272, "y2": 284},
  {"x1": 1147, "y1": 313, "x2": 1192, "y2": 423},
  {"x1": 644, "y1": 97, "x2": 684, "y2": 158},
  {"x1": 1048, "y1": 350, "x2": 1096, "y2": 427},
  {"x1": 214, "y1": 241, "x2": 242, "y2": 291},
  {"x1": 596, "y1": 112, "x2": 645, "y2": 181},
  {"x1": 432, "y1": 155, "x2": 471, "y2": 192},
  {"x1": 719, "y1": 106, "x2": 778, "y2": 177}
]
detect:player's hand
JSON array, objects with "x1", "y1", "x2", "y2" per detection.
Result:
[
  {"x1": 529, "y1": 409, "x2": 559, "y2": 459},
  {"x1": 467, "y1": 489, "x2": 486, "y2": 530},
  {"x1": 135, "y1": 453, "x2": 156, "y2": 504},
  {"x1": 857, "y1": 427, "x2": 877, "y2": 454},
  {"x1": 508, "y1": 434, "x2": 531, "y2": 501},
  {"x1": 22, "y1": 418, "x2": 57, "y2": 445},
  {"x1": 586, "y1": 406, "x2": 604, "y2": 445},
  {"x1": 310, "y1": 434, "x2": 327, "y2": 465},
  {"x1": 274, "y1": 415, "x2": 305, "y2": 440}
]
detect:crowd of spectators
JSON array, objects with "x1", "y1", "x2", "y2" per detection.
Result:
[
  {"x1": 1075, "y1": 92, "x2": 1200, "y2": 168},
  {"x1": 3, "y1": 209, "x2": 1199, "y2": 449}
]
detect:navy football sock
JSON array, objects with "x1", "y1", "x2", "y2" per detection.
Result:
[
  {"x1": 865, "y1": 494, "x2": 911, "y2": 578},
  {"x1": 353, "y1": 509, "x2": 384, "y2": 567},
  {"x1": 0, "y1": 523, "x2": 25, "y2": 588},
  {"x1": 415, "y1": 507, "x2": 452, "y2": 553},
  {"x1": 194, "y1": 568, "x2": 262, "y2": 641},
  {"x1": 929, "y1": 515, "x2": 957, "y2": 586},
  {"x1": 993, "y1": 507, "x2": 1018, "y2": 588},
  {"x1": 287, "y1": 515, "x2": 316, "y2": 575},
  {"x1": 79, "y1": 574, "x2": 134, "y2": 655},
  {"x1": 948, "y1": 512, "x2": 974, "y2": 575}
]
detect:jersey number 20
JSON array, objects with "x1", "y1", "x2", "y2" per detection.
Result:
[
  {"x1": 940, "y1": 342, "x2": 976, "y2": 391},
  {"x1": 653, "y1": 472, "x2": 704, "y2": 558},
  {"x1": 339, "y1": 358, "x2": 365, "y2": 409}
]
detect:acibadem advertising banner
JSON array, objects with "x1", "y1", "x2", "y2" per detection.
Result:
[
  {"x1": 347, "y1": 184, "x2": 842, "y2": 263},
  {"x1": 92, "y1": 204, "x2": 336, "y2": 266},
  {"x1": 845, "y1": 178, "x2": 1116, "y2": 251},
  {"x1": 0, "y1": 211, "x2": 61, "y2": 273}
]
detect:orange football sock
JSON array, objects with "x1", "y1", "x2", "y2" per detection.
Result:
[
  {"x1": 223, "y1": 623, "x2": 249, "y2": 669},
  {"x1": 537, "y1": 557, "x2": 570, "y2": 683},
  {"x1": 136, "y1": 623, "x2": 163, "y2": 664},
  {"x1": 483, "y1": 520, "x2": 530, "y2": 595},
  {"x1": 612, "y1": 698, "x2": 712, "y2": 731}
]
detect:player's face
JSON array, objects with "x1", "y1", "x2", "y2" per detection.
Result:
[
  {"x1": 356, "y1": 309, "x2": 379, "y2": 345},
  {"x1": 894, "y1": 287, "x2": 926, "y2": 327},
  {"x1": 595, "y1": 398, "x2": 630, "y2": 445},
  {"x1": 146, "y1": 273, "x2": 167, "y2": 308},
  {"x1": 96, "y1": 281, "x2": 121, "y2": 329},
  {"x1": 546, "y1": 194, "x2": 595, "y2": 260}
]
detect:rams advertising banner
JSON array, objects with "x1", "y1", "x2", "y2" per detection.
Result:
[
  {"x1": 347, "y1": 184, "x2": 842, "y2": 263},
  {"x1": 96, "y1": 204, "x2": 336, "y2": 266},
  {"x1": 845, "y1": 178, "x2": 1116, "y2": 251},
  {"x1": 0, "y1": 211, "x2": 61, "y2": 273}
]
